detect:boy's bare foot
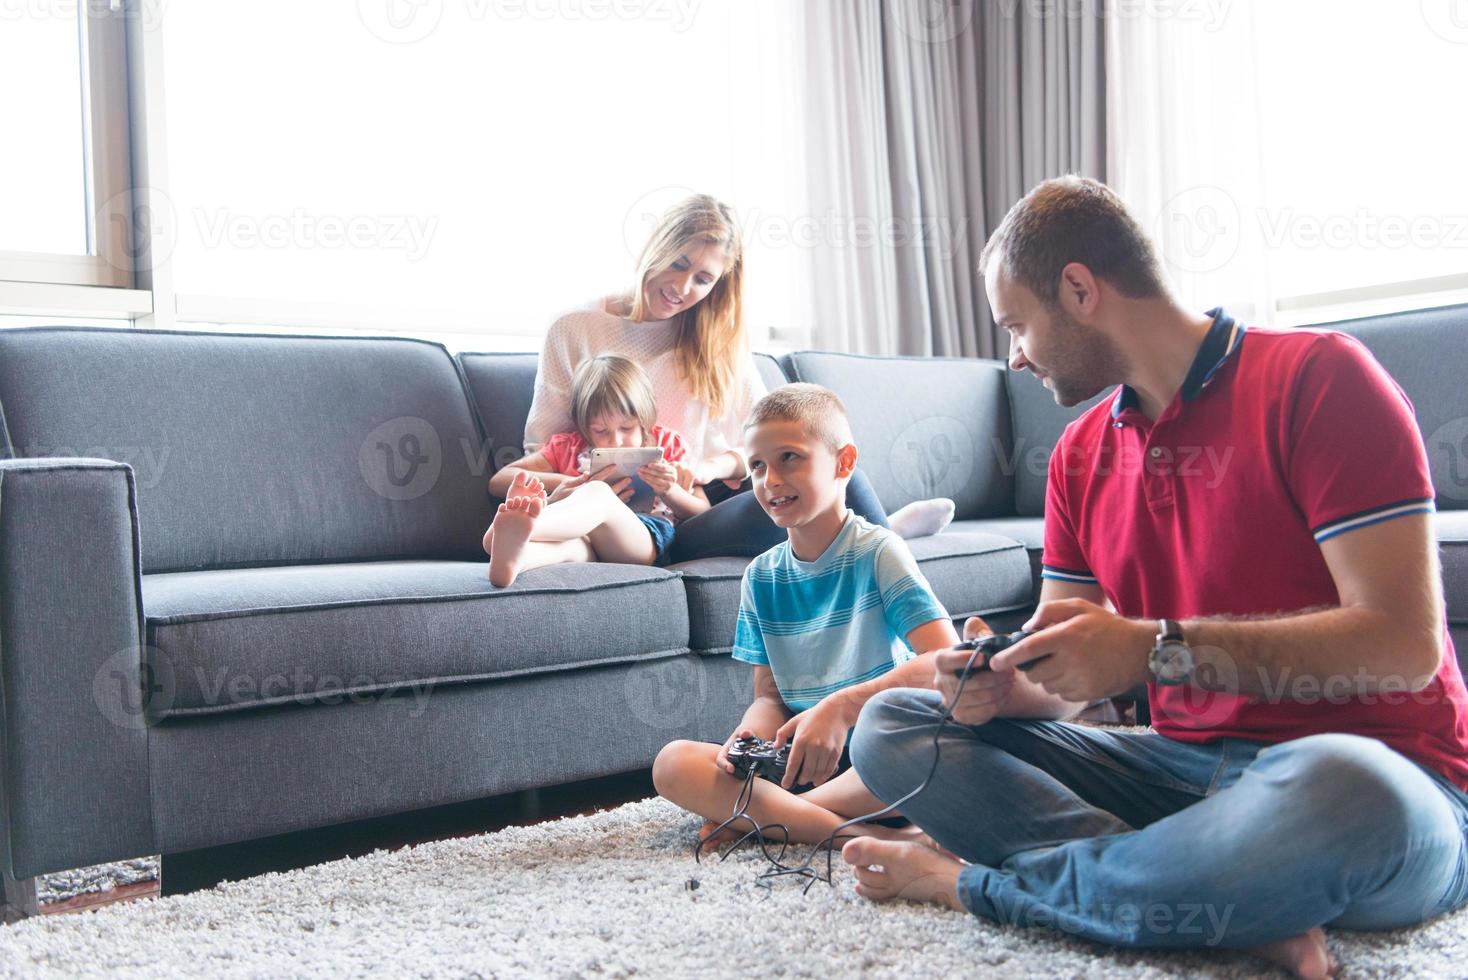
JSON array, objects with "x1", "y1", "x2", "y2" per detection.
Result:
[
  {"x1": 1246, "y1": 928, "x2": 1338, "y2": 979},
  {"x1": 841, "y1": 838, "x2": 965, "y2": 912},
  {"x1": 487, "y1": 494, "x2": 543, "y2": 587}
]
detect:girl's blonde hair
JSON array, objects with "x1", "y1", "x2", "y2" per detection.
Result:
[
  {"x1": 625, "y1": 194, "x2": 745, "y2": 420},
  {"x1": 569, "y1": 354, "x2": 658, "y2": 443}
]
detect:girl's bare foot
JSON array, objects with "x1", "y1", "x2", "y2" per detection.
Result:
[
  {"x1": 1246, "y1": 927, "x2": 1338, "y2": 979},
  {"x1": 487, "y1": 495, "x2": 543, "y2": 587},
  {"x1": 841, "y1": 838, "x2": 965, "y2": 911},
  {"x1": 506, "y1": 471, "x2": 545, "y2": 501}
]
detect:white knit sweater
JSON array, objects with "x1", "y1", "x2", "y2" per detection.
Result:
[{"x1": 524, "y1": 296, "x2": 767, "y2": 466}]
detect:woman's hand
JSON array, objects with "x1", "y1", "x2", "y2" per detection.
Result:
[
  {"x1": 674, "y1": 462, "x2": 698, "y2": 493},
  {"x1": 638, "y1": 459, "x2": 679, "y2": 495}
]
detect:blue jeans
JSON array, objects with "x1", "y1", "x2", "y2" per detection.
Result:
[
  {"x1": 851, "y1": 689, "x2": 1468, "y2": 948},
  {"x1": 665, "y1": 467, "x2": 888, "y2": 563}
]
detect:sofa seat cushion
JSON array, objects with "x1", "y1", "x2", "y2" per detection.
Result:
[
  {"x1": 952, "y1": 517, "x2": 1045, "y2": 602},
  {"x1": 141, "y1": 560, "x2": 690, "y2": 719},
  {"x1": 671, "y1": 532, "x2": 1033, "y2": 655},
  {"x1": 1438, "y1": 511, "x2": 1468, "y2": 624}
]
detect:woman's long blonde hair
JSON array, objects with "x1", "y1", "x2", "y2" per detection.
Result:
[{"x1": 625, "y1": 194, "x2": 745, "y2": 420}]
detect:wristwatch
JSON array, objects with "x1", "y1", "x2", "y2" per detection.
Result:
[{"x1": 1148, "y1": 619, "x2": 1195, "y2": 686}]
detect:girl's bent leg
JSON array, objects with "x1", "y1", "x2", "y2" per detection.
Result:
[{"x1": 525, "y1": 481, "x2": 657, "y2": 565}]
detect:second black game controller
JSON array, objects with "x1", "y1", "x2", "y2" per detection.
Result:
[
  {"x1": 952, "y1": 629, "x2": 1047, "y2": 677},
  {"x1": 726, "y1": 735, "x2": 791, "y2": 784}
]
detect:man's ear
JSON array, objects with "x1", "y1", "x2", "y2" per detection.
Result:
[
  {"x1": 836, "y1": 443, "x2": 858, "y2": 478},
  {"x1": 1058, "y1": 261, "x2": 1100, "y2": 317}
]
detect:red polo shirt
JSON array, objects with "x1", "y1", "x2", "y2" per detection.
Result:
[{"x1": 1041, "y1": 308, "x2": 1468, "y2": 790}]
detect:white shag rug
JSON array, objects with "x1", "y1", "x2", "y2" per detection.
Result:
[{"x1": 2, "y1": 798, "x2": 1464, "y2": 978}]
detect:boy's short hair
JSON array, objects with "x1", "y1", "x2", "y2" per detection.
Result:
[
  {"x1": 743, "y1": 383, "x2": 854, "y2": 453},
  {"x1": 569, "y1": 354, "x2": 658, "y2": 441},
  {"x1": 978, "y1": 175, "x2": 1169, "y2": 306}
]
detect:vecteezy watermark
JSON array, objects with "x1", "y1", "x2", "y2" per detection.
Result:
[
  {"x1": 890, "y1": 417, "x2": 976, "y2": 500},
  {"x1": 18, "y1": 443, "x2": 171, "y2": 489},
  {"x1": 186, "y1": 666, "x2": 436, "y2": 717},
  {"x1": 623, "y1": 657, "x2": 706, "y2": 729},
  {"x1": 192, "y1": 208, "x2": 438, "y2": 262},
  {"x1": 1003, "y1": 440, "x2": 1237, "y2": 489},
  {"x1": 1426, "y1": 416, "x2": 1468, "y2": 503},
  {"x1": 886, "y1": 0, "x2": 976, "y2": 44},
  {"x1": 360, "y1": 416, "x2": 443, "y2": 500},
  {"x1": 985, "y1": 893, "x2": 1238, "y2": 946},
  {"x1": 621, "y1": 186, "x2": 970, "y2": 263},
  {"x1": 93, "y1": 645, "x2": 175, "y2": 731},
  {"x1": 1156, "y1": 186, "x2": 1468, "y2": 275},
  {"x1": 356, "y1": 0, "x2": 701, "y2": 44},
  {"x1": 0, "y1": 0, "x2": 169, "y2": 31},
  {"x1": 1420, "y1": 0, "x2": 1468, "y2": 44},
  {"x1": 98, "y1": 185, "x2": 177, "y2": 276},
  {"x1": 1154, "y1": 185, "x2": 1242, "y2": 276}
]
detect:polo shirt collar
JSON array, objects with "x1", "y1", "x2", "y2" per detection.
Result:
[{"x1": 1111, "y1": 307, "x2": 1246, "y2": 419}]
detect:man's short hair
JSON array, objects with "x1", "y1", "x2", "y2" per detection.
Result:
[
  {"x1": 978, "y1": 175, "x2": 1169, "y2": 305},
  {"x1": 743, "y1": 383, "x2": 854, "y2": 453}
]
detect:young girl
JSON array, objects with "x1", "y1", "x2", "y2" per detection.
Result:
[{"x1": 484, "y1": 354, "x2": 709, "y2": 587}]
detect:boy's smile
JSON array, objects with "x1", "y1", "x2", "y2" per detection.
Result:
[{"x1": 745, "y1": 419, "x2": 856, "y2": 560}]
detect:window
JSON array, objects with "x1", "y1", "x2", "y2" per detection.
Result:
[
  {"x1": 0, "y1": 3, "x2": 135, "y2": 291},
  {"x1": 159, "y1": 1, "x2": 800, "y2": 348}
]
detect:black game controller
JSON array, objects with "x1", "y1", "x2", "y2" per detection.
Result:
[
  {"x1": 726, "y1": 735, "x2": 791, "y2": 784},
  {"x1": 953, "y1": 629, "x2": 1047, "y2": 678}
]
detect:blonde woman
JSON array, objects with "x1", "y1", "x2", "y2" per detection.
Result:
[{"x1": 522, "y1": 193, "x2": 943, "y2": 562}]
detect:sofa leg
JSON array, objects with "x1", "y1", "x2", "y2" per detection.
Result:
[{"x1": 2, "y1": 870, "x2": 40, "y2": 922}]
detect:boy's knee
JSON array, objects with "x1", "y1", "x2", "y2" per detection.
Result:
[{"x1": 652, "y1": 739, "x2": 701, "y2": 795}]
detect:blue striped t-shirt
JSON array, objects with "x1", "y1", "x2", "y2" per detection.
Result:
[{"x1": 731, "y1": 513, "x2": 949, "y2": 711}]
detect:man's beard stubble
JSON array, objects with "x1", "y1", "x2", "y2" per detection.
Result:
[{"x1": 1044, "y1": 305, "x2": 1129, "y2": 408}]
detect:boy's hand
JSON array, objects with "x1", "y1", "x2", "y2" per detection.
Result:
[
  {"x1": 773, "y1": 699, "x2": 851, "y2": 789},
  {"x1": 933, "y1": 616, "x2": 1011, "y2": 726},
  {"x1": 715, "y1": 727, "x2": 757, "y2": 775},
  {"x1": 638, "y1": 459, "x2": 679, "y2": 495},
  {"x1": 586, "y1": 464, "x2": 635, "y2": 502}
]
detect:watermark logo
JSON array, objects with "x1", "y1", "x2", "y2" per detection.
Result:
[
  {"x1": 887, "y1": 0, "x2": 976, "y2": 44},
  {"x1": 359, "y1": 416, "x2": 443, "y2": 500},
  {"x1": 93, "y1": 645, "x2": 175, "y2": 730},
  {"x1": 1427, "y1": 416, "x2": 1468, "y2": 503},
  {"x1": 1154, "y1": 185, "x2": 1241, "y2": 275},
  {"x1": 192, "y1": 207, "x2": 438, "y2": 261},
  {"x1": 1421, "y1": 0, "x2": 1468, "y2": 44},
  {"x1": 98, "y1": 185, "x2": 177, "y2": 276},
  {"x1": 357, "y1": 0, "x2": 444, "y2": 43},
  {"x1": 622, "y1": 184, "x2": 700, "y2": 261},
  {"x1": 623, "y1": 658, "x2": 705, "y2": 729},
  {"x1": 890, "y1": 417, "x2": 975, "y2": 500}
]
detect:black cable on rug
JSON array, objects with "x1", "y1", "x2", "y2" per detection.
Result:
[{"x1": 694, "y1": 642, "x2": 988, "y2": 893}]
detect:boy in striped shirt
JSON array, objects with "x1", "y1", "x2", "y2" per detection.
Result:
[{"x1": 653, "y1": 384, "x2": 987, "y2": 847}]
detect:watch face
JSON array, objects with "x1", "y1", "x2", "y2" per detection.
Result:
[{"x1": 1153, "y1": 641, "x2": 1193, "y2": 684}]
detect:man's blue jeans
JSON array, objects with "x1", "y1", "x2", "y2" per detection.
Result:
[{"x1": 850, "y1": 689, "x2": 1468, "y2": 948}]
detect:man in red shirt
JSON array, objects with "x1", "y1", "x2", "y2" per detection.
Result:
[{"x1": 841, "y1": 177, "x2": 1468, "y2": 979}]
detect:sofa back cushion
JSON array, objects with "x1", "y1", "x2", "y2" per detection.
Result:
[
  {"x1": 1329, "y1": 303, "x2": 1468, "y2": 511},
  {"x1": 457, "y1": 352, "x2": 538, "y2": 484},
  {"x1": 0, "y1": 327, "x2": 491, "y2": 572},
  {"x1": 1005, "y1": 369, "x2": 1114, "y2": 516},
  {"x1": 753, "y1": 352, "x2": 789, "y2": 392},
  {"x1": 785, "y1": 351, "x2": 1013, "y2": 518}
]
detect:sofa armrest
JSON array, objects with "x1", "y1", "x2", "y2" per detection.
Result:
[{"x1": 0, "y1": 459, "x2": 154, "y2": 878}]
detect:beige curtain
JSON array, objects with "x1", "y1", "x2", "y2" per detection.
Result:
[{"x1": 794, "y1": 0, "x2": 1107, "y2": 358}]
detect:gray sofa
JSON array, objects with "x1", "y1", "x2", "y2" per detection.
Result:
[{"x1": 1, "y1": 302, "x2": 1464, "y2": 914}]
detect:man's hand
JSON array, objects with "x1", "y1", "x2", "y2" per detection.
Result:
[
  {"x1": 773, "y1": 697, "x2": 853, "y2": 789},
  {"x1": 933, "y1": 616, "x2": 1015, "y2": 726},
  {"x1": 988, "y1": 598, "x2": 1153, "y2": 703},
  {"x1": 638, "y1": 459, "x2": 679, "y2": 495}
]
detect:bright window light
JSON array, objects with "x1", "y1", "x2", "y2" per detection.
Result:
[
  {"x1": 160, "y1": 1, "x2": 799, "y2": 345},
  {"x1": 0, "y1": 9, "x2": 87, "y2": 254}
]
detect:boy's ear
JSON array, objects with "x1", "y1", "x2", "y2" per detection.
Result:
[{"x1": 835, "y1": 443, "x2": 858, "y2": 478}]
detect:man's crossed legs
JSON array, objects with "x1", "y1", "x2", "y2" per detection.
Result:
[{"x1": 843, "y1": 690, "x2": 1468, "y2": 978}]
